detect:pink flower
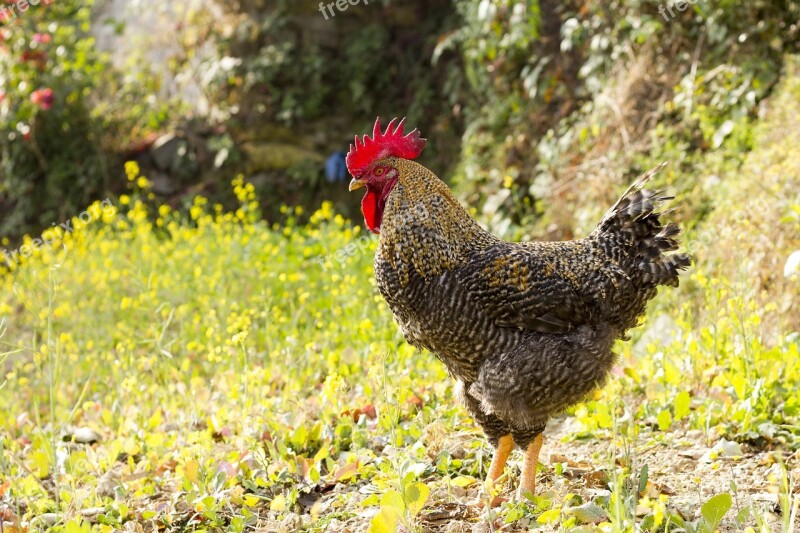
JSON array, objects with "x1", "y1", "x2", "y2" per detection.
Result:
[
  {"x1": 32, "y1": 33, "x2": 52, "y2": 44},
  {"x1": 30, "y1": 88, "x2": 54, "y2": 110}
]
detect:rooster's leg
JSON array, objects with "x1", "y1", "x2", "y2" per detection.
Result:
[
  {"x1": 477, "y1": 434, "x2": 514, "y2": 508},
  {"x1": 486, "y1": 434, "x2": 514, "y2": 485},
  {"x1": 517, "y1": 433, "x2": 543, "y2": 499}
]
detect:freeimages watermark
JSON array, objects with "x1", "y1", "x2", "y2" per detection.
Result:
[
  {"x1": 657, "y1": 0, "x2": 698, "y2": 21},
  {"x1": 1, "y1": 198, "x2": 115, "y2": 268},
  {"x1": 315, "y1": 233, "x2": 376, "y2": 271},
  {"x1": 313, "y1": 202, "x2": 433, "y2": 270},
  {"x1": 318, "y1": 0, "x2": 370, "y2": 21},
  {"x1": 0, "y1": 0, "x2": 57, "y2": 23}
]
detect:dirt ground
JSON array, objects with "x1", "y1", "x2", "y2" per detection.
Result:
[
  {"x1": 290, "y1": 415, "x2": 799, "y2": 533},
  {"x1": 538, "y1": 417, "x2": 797, "y2": 532},
  {"x1": 414, "y1": 416, "x2": 798, "y2": 532}
]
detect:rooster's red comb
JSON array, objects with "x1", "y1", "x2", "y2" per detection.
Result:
[{"x1": 346, "y1": 117, "x2": 426, "y2": 177}]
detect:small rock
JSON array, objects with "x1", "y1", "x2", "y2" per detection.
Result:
[
  {"x1": 471, "y1": 522, "x2": 491, "y2": 533},
  {"x1": 685, "y1": 429, "x2": 704, "y2": 440},
  {"x1": 752, "y1": 492, "x2": 780, "y2": 512},
  {"x1": 700, "y1": 438, "x2": 743, "y2": 462},
  {"x1": 150, "y1": 133, "x2": 182, "y2": 171},
  {"x1": 586, "y1": 488, "x2": 611, "y2": 499},
  {"x1": 31, "y1": 513, "x2": 59, "y2": 527},
  {"x1": 65, "y1": 427, "x2": 102, "y2": 444},
  {"x1": 677, "y1": 449, "x2": 704, "y2": 460},
  {"x1": 241, "y1": 142, "x2": 323, "y2": 173},
  {"x1": 281, "y1": 513, "x2": 301, "y2": 530},
  {"x1": 570, "y1": 502, "x2": 607, "y2": 524},
  {"x1": 382, "y1": 445, "x2": 398, "y2": 458},
  {"x1": 96, "y1": 470, "x2": 119, "y2": 500},
  {"x1": 446, "y1": 521, "x2": 472, "y2": 533},
  {"x1": 123, "y1": 521, "x2": 144, "y2": 533},
  {"x1": 80, "y1": 507, "x2": 105, "y2": 520},
  {"x1": 784, "y1": 250, "x2": 800, "y2": 278},
  {"x1": 715, "y1": 438, "x2": 744, "y2": 456},
  {"x1": 325, "y1": 519, "x2": 344, "y2": 532},
  {"x1": 160, "y1": 422, "x2": 180, "y2": 433},
  {"x1": 671, "y1": 457, "x2": 696, "y2": 472},
  {"x1": 583, "y1": 469, "x2": 610, "y2": 488},
  {"x1": 370, "y1": 435, "x2": 388, "y2": 451},
  {"x1": 448, "y1": 443, "x2": 466, "y2": 460}
]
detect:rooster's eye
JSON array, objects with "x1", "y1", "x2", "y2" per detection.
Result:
[{"x1": 374, "y1": 167, "x2": 385, "y2": 176}]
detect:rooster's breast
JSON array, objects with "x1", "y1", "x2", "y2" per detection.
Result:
[{"x1": 374, "y1": 251, "x2": 518, "y2": 383}]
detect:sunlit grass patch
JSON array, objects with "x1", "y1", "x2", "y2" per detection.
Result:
[
  {"x1": 0, "y1": 166, "x2": 463, "y2": 530},
  {"x1": 0, "y1": 161, "x2": 797, "y2": 532}
]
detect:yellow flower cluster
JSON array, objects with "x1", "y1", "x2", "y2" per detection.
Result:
[
  {"x1": 0, "y1": 161, "x2": 795, "y2": 529},
  {"x1": 0, "y1": 161, "x2": 451, "y2": 524}
]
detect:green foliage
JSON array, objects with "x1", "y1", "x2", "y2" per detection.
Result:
[
  {"x1": 206, "y1": 0, "x2": 453, "y2": 128},
  {"x1": 0, "y1": 151, "x2": 797, "y2": 529},
  {"x1": 0, "y1": 0, "x2": 165, "y2": 239},
  {"x1": 446, "y1": 0, "x2": 797, "y2": 238},
  {"x1": 6, "y1": 1, "x2": 793, "y2": 243},
  {"x1": 701, "y1": 493, "x2": 732, "y2": 533}
]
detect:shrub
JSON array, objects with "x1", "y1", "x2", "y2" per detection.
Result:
[{"x1": 0, "y1": 0, "x2": 161, "y2": 239}]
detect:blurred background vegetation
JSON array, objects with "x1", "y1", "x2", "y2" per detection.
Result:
[{"x1": 2, "y1": 0, "x2": 797, "y2": 240}]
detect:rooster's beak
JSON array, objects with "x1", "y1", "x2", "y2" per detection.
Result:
[{"x1": 348, "y1": 178, "x2": 366, "y2": 191}]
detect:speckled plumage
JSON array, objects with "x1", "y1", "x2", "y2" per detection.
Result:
[{"x1": 370, "y1": 157, "x2": 691, "y2": 448}]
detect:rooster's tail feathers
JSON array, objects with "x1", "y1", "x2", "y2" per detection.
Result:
[
  {"x1": 596, "y1": 162, "x2": 666, "y2": 230},
  {"x1": 594, "y1": 163, "x2": 692, "y2": 287}
]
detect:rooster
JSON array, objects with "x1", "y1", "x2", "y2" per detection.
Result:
[{"x1": 346, "y1": 118, "x2": 691, "y2": 500}]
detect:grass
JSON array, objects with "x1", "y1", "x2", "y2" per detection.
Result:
[
  {"x1": 1, "y1": 67, "x2": 800, "y2": 533},
  {"x1": 0, "y1": 162, "x2": 796, "y2": 532}
]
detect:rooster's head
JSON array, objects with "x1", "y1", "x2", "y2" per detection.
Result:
[{"x1": 346, "y1": 117, "x2": 426, "y2": 234}]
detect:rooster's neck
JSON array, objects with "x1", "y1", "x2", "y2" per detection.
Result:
[{"x1": 376, "y1": 162, "x2": 497, "y2": 284}]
